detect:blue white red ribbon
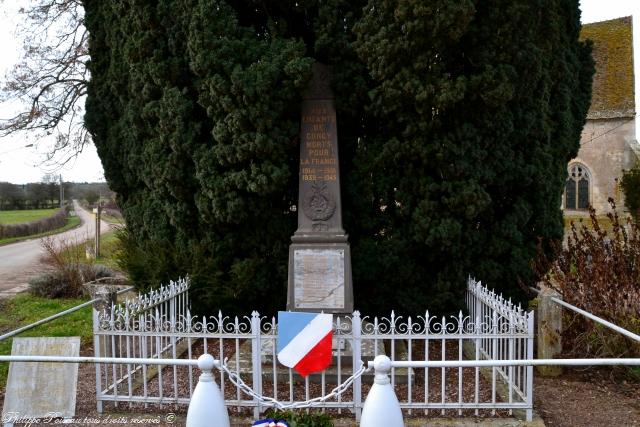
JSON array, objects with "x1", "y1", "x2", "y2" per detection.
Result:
[
  {"x1": 276, "y1": 311, "x2": 333, "y2": 377},
  {"x1": 252, "y1": 419, "x2": 288, "y2": 427}
]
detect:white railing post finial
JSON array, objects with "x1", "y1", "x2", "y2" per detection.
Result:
[
  {"x1": 360, "y1": 355, "x2": 403, "y2": 427},
  {"x1": 186, "y1": 354, "x2": 230, "y2": 427}
]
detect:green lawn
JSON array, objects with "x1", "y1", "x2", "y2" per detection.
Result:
[
  {"x1": 96, "y1": 230, "x2": 122, "y2": 270},
  {"x1": 0, "y1": 208, "x2": 58, "y2": 225},
  {"x1": 101, "y1": 213, "x2": 124, "y2": 225},
  {"x1": 563, "y1": 214, "x2": 623, "y2": 235},
  {"x1": 0, "y1": 215, "x2": 81, "y2": 246},
  {"x1": 53, "y1": 228, "x2": 123, "y2": 272},
  {"x1": 0, "y1": 294, "x2": 93, "y2": 389}
]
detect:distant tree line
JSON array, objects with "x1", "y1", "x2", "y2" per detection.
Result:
[
  {"x1": 0, "y1": 180, "x2": 115, "y2": 210},
  {"x1": 0, "y1": 181, "x2": 62, "y2": 210},
  {"x1": 65, "y1": 182, "x2": 115, "y2": 206}
]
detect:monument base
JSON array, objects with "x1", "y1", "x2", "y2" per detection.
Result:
[{"x1": 287, "y1": 239, "x2": 353, "y2": 313}]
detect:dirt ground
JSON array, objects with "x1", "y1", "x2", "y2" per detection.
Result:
[
  {"x1": 534, "y1": 368, "x2": 640, "y2": 427},
  {"x1": 1, "y1": 338, "x2": 639, "y2": 426},
  {"x1": 2, "y1": 359, "x2": 639, "y2": 426}
]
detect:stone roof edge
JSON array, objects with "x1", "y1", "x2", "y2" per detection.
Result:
[
  {"x1": 582, "y1": 16, "x2": 632, "y2": 26},
  {"x1": 586, "y1": 110, "x2": 636, "y2": 120}
]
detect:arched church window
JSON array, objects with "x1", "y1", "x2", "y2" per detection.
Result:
[{"x1": 565, "y1": 163, "x2": 590, "y2": 210}]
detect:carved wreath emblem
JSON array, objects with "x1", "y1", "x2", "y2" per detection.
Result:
[{"x1": 302, "y1": 182, "x2": 336, "y2": 221}]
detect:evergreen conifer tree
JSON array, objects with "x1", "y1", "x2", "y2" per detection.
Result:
[{"x1": 83, "y1": 0, "x2": 593, "y2": 314}]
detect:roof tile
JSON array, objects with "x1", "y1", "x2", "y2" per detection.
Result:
[{"x1": 580, "y1": 16, "x2": 634, "y2": 119}]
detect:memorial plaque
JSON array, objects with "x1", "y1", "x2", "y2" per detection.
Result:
[
  {"x1": 2, "y1": 337, "x2": 80, "y2": 421},
  {"x1": 288, "y1": 63, "x2": 354, "y2": 313},
  {"x1": 294, "y1": 249, "x2": 345, "y2": 309}
]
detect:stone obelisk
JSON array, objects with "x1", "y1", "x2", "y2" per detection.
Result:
[{"x1": 287, "y1": 63, "x2": 353, "y2": 314}]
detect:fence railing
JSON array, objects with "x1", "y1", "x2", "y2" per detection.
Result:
[
  {"x1": 92, "y1": 277, "x2": 190, "y2": 412},
  {"x1": 360, "y1": 355, "x2": 640, "y2": 427},
  {"x1": 0, "y1": 282, "x2": 133, "y2": 343},
  {"x1": 2, "y1": 353, "x2": 638, "y2": 427},
  {"x1": 529, "y1": 286, "x2": 640, "y2": 344},
  {"x1": 93, "y1": 277, "x2": 534, "y2": 421},
  {"x1": 466, "y1": 278, "x2": 534, "y2": 420},
  {"x1": 530, "y1": 285, "x2": 640, "y2": 377},
  {"x1": 0, "y1": 354, "x2": 231, "y2": 427}
]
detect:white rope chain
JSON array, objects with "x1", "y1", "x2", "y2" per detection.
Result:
[{"x1": 217, "y1": 359, "x2": 371, "y2": 410}]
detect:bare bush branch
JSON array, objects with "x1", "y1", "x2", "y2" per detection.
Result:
[
  {"x1": 35, "y1": 233, "x2": 114, "y2": 298},
  {"x1": 0, "y1": 0, "x2": 89, "y2": 168},
  {"x1": 536, "y1": 199, "x2": 640, "y2": 360}
]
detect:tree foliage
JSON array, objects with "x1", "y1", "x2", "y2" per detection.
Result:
[
  {"x1": 83, "y1": 0, "x2": 593, "y2": 315},
  {"x1": 0, "y1": 180, "x2": 60, "y2": 210},
  {"x1": 84, "y1": 190, "x2": 99, "y2": 206}
]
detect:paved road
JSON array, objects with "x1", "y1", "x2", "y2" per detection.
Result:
[{"x1": 0, "y1": 200, "x2": 112, "y2": 293}]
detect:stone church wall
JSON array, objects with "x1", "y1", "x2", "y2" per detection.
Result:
[{"x1": 565, "y1": 117, "x2": 638, "y2": 213}]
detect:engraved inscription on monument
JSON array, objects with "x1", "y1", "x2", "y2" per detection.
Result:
[
  {"x1": 298, "y1": 100, "x2": 342, "y2": 233},
  {"x1": 2, "y1": 337, "x2": 80, "y2": 421},
  {"x1": 294, "y1": 249, "x2": 345, "y2": 309}
]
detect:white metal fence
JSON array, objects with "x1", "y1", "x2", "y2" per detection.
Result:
[
  {"x1": 466, "y1": 279, "x2": 534, "y2": 420},
  {"x1": 92, "y1": 278, "x2": 191, "y2": 412},
  {"x1": 93, "y1": 277, "x2": 534, "y2": 421}
]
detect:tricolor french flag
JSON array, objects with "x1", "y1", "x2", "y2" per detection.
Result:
[
  {"x1": 252, "y1": 419, "x2": 288, "y2": 427},
  {"x1": 277, "y1": 311, "x2": 333, "y2": 377}
]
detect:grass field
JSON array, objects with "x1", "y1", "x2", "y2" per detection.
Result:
[
  {"x1": 0, "y1": 215, "x2": 81, "y2": 246},
  {"x1": 0, "y1": 208, "x2": 58, "y2": 225},
  {"x1": 0, "y1": 294, "x2": 93, "y2": 389},
  {"x1": 101, "y1": 213, "x2": 124, "y2": 225},
  {"x1": 96, "y1": 230, "x2": 122, "y2": 270},
  {"x1": 563, "y1": 214, "x2": 627, "y2": 235}
]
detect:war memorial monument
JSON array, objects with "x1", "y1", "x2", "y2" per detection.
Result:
[{"x1": 287, "y1": 63, "x2": 354, "y2": 315}]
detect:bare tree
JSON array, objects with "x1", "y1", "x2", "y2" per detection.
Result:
[{"x1": 0, "y1": 0, "x2": 89, "y2": 168}]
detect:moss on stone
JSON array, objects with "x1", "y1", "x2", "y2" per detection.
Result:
[{"x1": 580, "y1": 17, "x2": 634, "y2": 119}]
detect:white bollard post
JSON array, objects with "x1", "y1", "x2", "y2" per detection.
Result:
[
  {"x1": 360, "y1": 355, "x2": 404, "y2": 427},
  {"x1": 186, "y1": 354, "x2": 230, "y2": 427}
]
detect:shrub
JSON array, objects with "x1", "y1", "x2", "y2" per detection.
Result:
[
  {"x1": 29, "y1": 264, "x2": 116, "y2": 298},
  {"x1": 33, "y1": 236, "x2": 116, "y2": 298},
  {"x1": 262, "y1": 410, "x2": 333, "y2": 427},
  {"x1": 29, "y1": 272, "x2": 75, "y2": 298},
  {"x1": 92, "y1": 264, "x2": 115, "y2": 280},
  {"x1": 537, "y1": 200, "x2": 640, "y2": 359},
  {"x1": 621, "y1": 163, "x2": 640, "y2": 220},
  {"x1": 0, "y1": 208, "x2": 67, "y2": 239},
  {"x1": 102, "y1": 208, "x2": 123, "y2": 221}
]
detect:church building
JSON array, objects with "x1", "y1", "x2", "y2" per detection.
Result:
[{"x1": 563, "y1": 16, "x2": 639, "y2": 214}]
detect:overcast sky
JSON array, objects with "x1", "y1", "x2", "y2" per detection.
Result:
[{"x1": 0, "y1": 1, "x2": 639, "y2": 184}]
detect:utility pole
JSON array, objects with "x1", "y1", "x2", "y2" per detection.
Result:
[
  {"x1": 59, "y1": 174, "x2": 64, "y2": 208},
  {"x1": 93, "y1": 204, "x2": 102, "y2": 258}
]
